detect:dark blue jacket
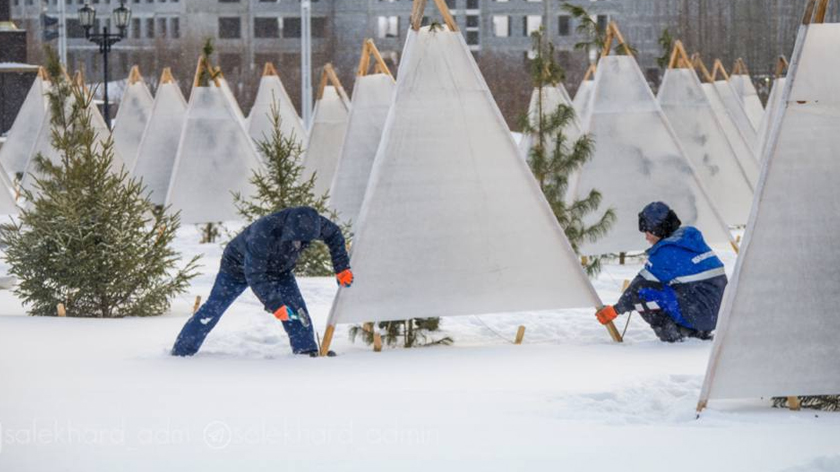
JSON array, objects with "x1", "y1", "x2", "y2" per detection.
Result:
[
  {"x1": 615, "y1": 227, "x2": 727, "y2": 331},
  {"x1": 222, "y1": 207, "x2": 350, "y2": 313}
]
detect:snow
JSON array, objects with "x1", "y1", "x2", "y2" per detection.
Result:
[{"x1": 0, "y1": 227, "x2": 838, "y2": 471}]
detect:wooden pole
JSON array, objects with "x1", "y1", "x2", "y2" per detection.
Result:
[
  {"x1": 356, "y1": 40, "x2": 372, "y2": 77},
  {"x1": 410, "y1": 0, "x2": 428, "y2": 31},
  {"x1": 815, "y1": 0, "x2": 829, "y2": 23},
  {"x1": 802, "y1": 0, "x2": 817, "y2": 24},
  {"x1": 320, "y1": 324, "x2": 336, "y2": 356},
  {"x1": 692, "y1": 53, "x2": 714, "y2": 83},
  {"x1": 373, "y1": 333, "x2": 383, "y2": 352},
  {"x1": 193, "y1": 296, "x2": 202, "y2": 314},
  {"x1": 605, "y1": 320, "x2": 623, "y2": 343},
  {"x1": 619, "y1": 252, "x2": 626, "y2": 265},
  {"x1": 56, "y1": 303, "x2": 66, "y2": 317},
  {"x1": 262, "y1": 62, "x2": 279, "y2": 77},
  {"x1": 160, "y1": 67, "x2": 175, "y2": 84},
  {"x1": 775, "y1": 56, "x2": 789, "y2": 78},
  {"x1": 696, "y1": 399, "x2": 708, "y2": 414},
  {"x1": 514, "y1": 325, "x2": 526, "y2": 345},
  {"x1": 582, "y1": 64, "x2": 596, "y2": 81},
  {"x1": 580, "y1": 255, "x2": 588, "y2": 267},
  {"x1": 127, "y1": 65, "x2": 142, "y2": 85},
  {"x1": 788, "y1": 396, "x2": 802, "y2": 411},
  {"x1": 730, "y1": 241, "x2": 740, "y2": 254}
]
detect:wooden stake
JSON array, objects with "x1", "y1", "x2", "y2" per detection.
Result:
[
  {"x1": 711, "y1": 59, "x2": 730, "y2": 81},
  {"x1": 667, "y1": 40, "x2": 692, "y2": 70},
  {"x1": 192, "y1": 296, "x2": 202, "y2": 314},
  {"x1": 605, "y1": 320, "x2": 623, "y2": 343},
  {"x1": 514, "y1": 325, "x2": 526, "y2": 345},
  {"x1": 730, "y1": 240, "x2": 740, "y2": 254},
  {"x1": 262, "y1": 62, "x2": 279, "y2": 77},
  {"x1": 802, "y1": 0, "x2": 818, "y2": 25},
  {"x1": 735, "y1": 235, "x2": 742, "y2": 244},
  {"x1": 320, "y1": 324, "x2": 336, "y2": 356},
  {"x1": 410, "y1": 0, "x2": 458, "y2": 32},
  {"x1": 56, "y1": 303, "x2": 66, "y2": 317},
  {"x1": 788, "y1": 396, "x2": 802, "y2": 410},
  {"x1": 373, "y1": 333, "x2": 383, "y2": 352},
  {"x1": 621, "y1": 279, "x2": 630, "y2": 292},
  {"x1": 775, "y1": 56, "x2": 789, "y2": 78},
  {"x1": 696, "y1": 399, "x2": 708, "y2": 413},
  {"x1": 582, "y1": 64, "x2": 596, "y2": 81},
  {"x1": 600, "y1": 21, "x2": 633, "y2": 59},
  {"x1": 159, "y1": 67, "x2": 175, "y2": 84},
  {"x1": 317, "y1": 63, "x2": 348, "y2": 101},
  {"x1": 127, "y1": 65, "x2": 143, "y2": 85},
  {"x1": 619, "y1": 252, "x2": 626, "y2": 265},
  {"x1": 356, "y1": 39, "x2": 395, "y2": 80},
  {"x1": 815, "y1": 0, "x2": 829, "y2": 23},
  {"x1": 580, "y1": 255, "x2": 588, "y2": 267},
  {"x1": 37, "y1": 66, "x2": 49, "y2": 81},
  {"x1": 692, "y1": 53, "x2": 714, "y2": 83}
]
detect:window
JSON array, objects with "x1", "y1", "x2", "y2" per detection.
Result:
[
  {"x1": 492, "y1": 15, "x2": 509, "y2": 37},
  {"x1": 466, "y1": 30, "x2": 479, "y2": 45},
  {"x1": 218, "y1": 17, "x2": 241, "y2": 39},
  {"x1": 283, "y1": 17, "x2": 301, "y2": 38},
  {"x1": 131, "y1": 17, "x2": 140, "y2": 38},
  {"x1": 145, "y1": 18, "x2": 154, "y2": 38},
  {"x1": 255, "y1": 17, "x2": 280, "y2": 38},
  {"x1": 157, "y1": 18, "x2": 167, "y2": 38},
  {"x1": 171, "y1": 18, "x2": 180, "y2": 38},
  {"x1": 220, "y1": 54, "x2": 241, "y2": 75},
  {"x1": 466, "y1": 15, "x2": 478, "y2": 28},
  {"x1": 377, "y1": 16, "x2": 399, "y2": 38},
  {"x1": 312, "y1": 17, "x2": 327, "y2": 38},
  {"x1": 66, "y1": 19, "x2": 86, "y2": 38},
  {"x1": 558, "y1": 15, "x2": 570, "y2": 36},
  {"x1": 524, "y1": 15, "x2": 541, "y2": 36},
  {"x1": 596, "y1": 14, "x2": 608, "y2": 32},
  {"x1": 466, "y1": 0, "x2": 478, "y2": 8}
]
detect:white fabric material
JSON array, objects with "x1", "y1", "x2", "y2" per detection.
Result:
[
  {"x1": 700, "y1": 24, "x2": 840, "y2": 401},
  {"x1": 713, "y1": 80, "x2": 758, "y2": 148},
  {"x1": 328, "y1": 73, "x2": 395, "y2": 226},
  {"x1": 113, "y1": 79, "x2": 154, "y2": 171},
  {"x1": 247, "y1": 74, "x2": 307, "y2": 148},
  {"x1": 754, "y1": 77, "x2": 785, "y2": 161},
  {"x1": 132, "y1": 82, "x2": 187, "y2": 206},
  {"x1": 219, "y1": 77, "x2": 246, "y2": 124},
  {"x1": 301, "y1": 85, "x2": 350, "y2": 199},
  {"x1": 518, "y1": 85, "x2": 583, "y2": 161},
  {"x1": 702, "y1": 82, "x2": 759, "y2": 182},
  {"x1": 21, "y1": 91, "x2": 127, "y2": 196},
  {"x1": 0, "y1": 75, "x2": 48, "y2": 175},
  {"x1": 729, "y1": 74, "x2": 765, "y2": 130},
  {"x1": 658, "y1": 68, "x2": 755, "y2": 226},
  {"x1": 572, "y1": 79, "x2": 593, "y2": 124},
  {"x1": 165, "y1": 86, "x2": 263, "y2": 224},
  {"x1": 326, "y1": 27, "x2": 601, "y2": 326},
  {"x1": 572, "y1": 56, "x2": 733, "y2": 255}
]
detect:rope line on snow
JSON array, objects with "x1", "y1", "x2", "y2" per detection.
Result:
[{"x1": 472, "y1": 315, "x2": 515, "y2": 345}]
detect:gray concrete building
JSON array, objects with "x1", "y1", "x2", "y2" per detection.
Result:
[{"x1": 10, "y1": 0, "x2": 834, "y2": 125}]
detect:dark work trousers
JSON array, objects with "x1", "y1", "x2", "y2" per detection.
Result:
[
  {"x1": 171, "y1": 270, "x2": 319, "y2": 356},
  {"x1": 616, "y1": 278, "x2": 711, "y2": 343}
]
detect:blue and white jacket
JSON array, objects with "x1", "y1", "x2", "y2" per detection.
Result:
[{"x1": 615, "y1": 227, "x2": 727, "y2": 331}]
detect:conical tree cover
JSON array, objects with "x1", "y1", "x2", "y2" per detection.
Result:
[
  {"x1": 219, "y1": 76, "x2": 246, "y2": 123},
  {"x1": 301, "y1": 85, "x2": 350, "y2": 199},
  {"x1": 165, "y1": 85, "x2": 263, "y2": 224},
  {"x1": 132, "y1": 80, "x2": 187, "y2": 206},
  {"x1": 247, "y1": 74, "x2": 307, "y2": 148},
  {"x1": 658, "y1": 68, "x2": 755, "y2": 226},
  {"x1": 0, "y1": 73, "x2": 49, "y2": 176},
  {"x1": 326, "y1": 26, "x2": 601, "y2": 326},
  {"x1": 571, "y1": 55, "x2": 732, "y2": 255},
  {"x1": 572, "y1": 79, "x2": 593, "y2": 125},
  {"x1": 701, "y1": 82, "x2": 760, "y2": 182},
  {"x1": 112, "y1": 71, "x2": 154, "y2": 170},
  {"x1": 755, "y1": 77, "x2": 786, "y2": 161},
  {"x1": 700, "y1": 23, "x2": 840, "y2": 402},
  {"x1": 518, "y1": 84, "x2": 583, "y2": 161},
  {"x1": 713, "y1": 79, "x2": 758, "y2": 149},
  {"x1": 328, "y1": 73, "x2": 395, "y2": 226},
  {"x1": 729, "y1": 73, "x2": 764, "y2": 130}
]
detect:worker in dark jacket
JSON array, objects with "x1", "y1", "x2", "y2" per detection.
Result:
[
  {"x1": 595, "y1": 202, "x2": 727, "y2": 342},
  {"x1": 171, "y1": 207, "x2": 353, "y2": 357}
]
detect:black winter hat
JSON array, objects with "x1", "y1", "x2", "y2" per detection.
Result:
[{"x1": 638, "y1": 202, "x2": 681, "y2": 239}]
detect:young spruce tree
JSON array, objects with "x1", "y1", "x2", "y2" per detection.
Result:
[
  {"x1": 0, "y1": 47, "x2": 199, "y2": 317},
  {"x1": 523, "y1": 29, "x2": 615, "y2": 275},
  {"x1": 233, "y1": 102, "x2": 347, "y2": 276}
]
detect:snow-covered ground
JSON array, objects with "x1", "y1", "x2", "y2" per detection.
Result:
[{"x1": 0, "y1": 226, "x2": 838, "y2": 471}]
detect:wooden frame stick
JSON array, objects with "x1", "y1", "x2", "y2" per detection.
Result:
[
  {"x1": 356, "y1": 39, "x2": 395, "y2": 80},
  {"x1": 320, "y1": 324, "x2": 336, "y2": 356},
  {"x1": 316, "y1": 63, "x2": 348, "y2": 101},
  {"x1": 410, "y1": 0, "x2": 458, "y2": 32},
  {"x1": 710, "y1": 59, "x2": 730, "y2": 81},
  {"x1": 691, "y1": 53, "x2": 714, "y2": 83},
  {"x1": 600, "y1": 21, "x2": 634, "y2": 59},
  {"x1": 160, "y1": 67, "x2": 176, "y2": 84}
]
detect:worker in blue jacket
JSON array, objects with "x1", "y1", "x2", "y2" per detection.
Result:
[
  {"x1": 171, "y1": 207, "x2": 354, "y2": 357},
  {"x1": 595, "y1": 202, "x2": 727, "y2": 342}
]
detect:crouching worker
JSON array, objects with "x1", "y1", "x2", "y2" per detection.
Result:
[
  {"x1": 595, "y1": 202, "x2": 727, "y2": 342},
  {"x1": 171, "y1": 207, "x2": 353, "y2": 357}
]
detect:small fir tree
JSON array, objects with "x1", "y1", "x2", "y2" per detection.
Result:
[
  {"x1": 233, "y1": 103, "x2": 348, "y2": 276},
  {"x1": 562, "y1": 3, "x2": 637, "y2": 56},
  {"x1": 349, "y1": 319, "x2": 453, "y2": 349},
  {"x1": 657, "y1": 28, "x2": 674, "y2": 71},
  {"x1": 522, "y1": 29, "x2": 615, "y2": 275},
  {"x1": 0, "y1": 47, "x2": 199, "y2": 318}
]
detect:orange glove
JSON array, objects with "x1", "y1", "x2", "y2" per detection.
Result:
[
  {"x1": 596, "y1": 305, "x2": 618, "y2": 325},
  {"x1": 336, "y1": 269, "x2": 354, "y2": 287},
  {"x1": 274, "y1": 305, "x2": 295, "y2": 321}
]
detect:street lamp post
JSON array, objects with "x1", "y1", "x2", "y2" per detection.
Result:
[{"x1": 77, "y1": 1, "x2": 131, "y2": 129}]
